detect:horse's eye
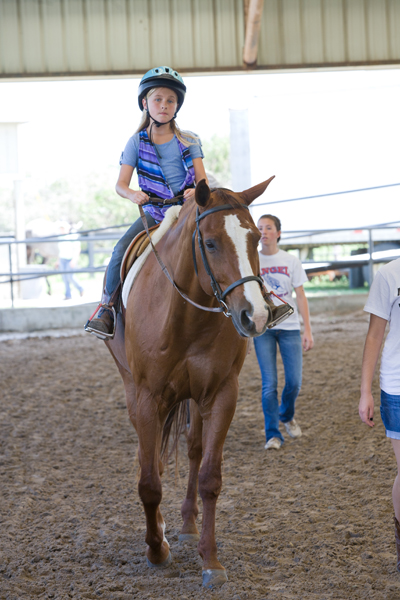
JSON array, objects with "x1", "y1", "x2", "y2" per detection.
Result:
[{"x1": 205, "y1": 240, "x2": 216, "y2": 251}]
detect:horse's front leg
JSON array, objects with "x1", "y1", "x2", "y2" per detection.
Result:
[
  {"x1": 136, "y1": 394, "x2": 172, "y2": 568},
  {"x1": 180, "y1": 399, "x2": 202, "y2": 543},
  {"x1": 197, "y1": 382, "x2": 237, "y2": 588}
]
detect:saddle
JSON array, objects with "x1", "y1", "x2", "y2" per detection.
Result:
[{"x1": 120, "y1": 224, "x2": 160, "y2": 283}]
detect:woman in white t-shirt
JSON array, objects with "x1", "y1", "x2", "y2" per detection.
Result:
[
  {"x1": 254, "y1": 214, "x2": 314, "y2": 451},
  {"x1": 359, "y1": 257, "x2": 400, "y2": 570}
]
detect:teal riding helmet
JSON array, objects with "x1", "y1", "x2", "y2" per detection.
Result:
[{"x1": 138, "y1": 66, "x2": 186, "y2": 112}]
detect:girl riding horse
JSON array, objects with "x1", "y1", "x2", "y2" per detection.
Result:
[
  {"x1": 85, "y1": 66, "x2": 291, "y2": 338},
  {"x1": 85, "y1": 66, "x2": 207, "y2": 337}
]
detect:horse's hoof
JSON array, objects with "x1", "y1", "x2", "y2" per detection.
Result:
[
  {"x1": 202, "y1": 568, "x2": 228, "y2": 588},
  {"x1": 146, "y1": 552, "x2": 173, "y2": 569},
  {"x1": 178, "y1": 533, "x2": 200, "y2": 544}
]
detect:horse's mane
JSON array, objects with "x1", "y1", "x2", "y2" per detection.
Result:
[{"x1": 210, "y1": 188, "x2": 243, "y2": 208}]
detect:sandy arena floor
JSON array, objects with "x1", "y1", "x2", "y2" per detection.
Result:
[{"x1": 1, "y1": 310, "x2": 398, "y2": 600}]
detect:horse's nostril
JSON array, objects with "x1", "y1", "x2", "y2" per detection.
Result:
[{"x1": 240, "y1": 309, "x2": 255, "y2": 332}]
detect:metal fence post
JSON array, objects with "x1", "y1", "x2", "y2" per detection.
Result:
[
  {"x1": 8, "y1": 242, "x2": 14, "y2": 308},
  {"x1": 88, "y1": 240, "x2": 95, "y2": 278},
  {"x1": 368, "y1": 229, "x2": 374, "y2": 287}
]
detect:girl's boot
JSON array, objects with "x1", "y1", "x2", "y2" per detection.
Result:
[
  {"x1": 394, "y1": 516, "x2": 400, "y2": 572},
  {"x1": 84, "y1": 288, "x2": 116, "y2": 340}
]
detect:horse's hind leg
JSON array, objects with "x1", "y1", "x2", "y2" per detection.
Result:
[
  {"x1": 179, "y1": 399, "x2": 202, "y2": 543},
  {"x1": 136, "y1": 393, "x2": 172, "y2": 568}
]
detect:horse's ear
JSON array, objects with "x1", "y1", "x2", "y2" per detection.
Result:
[
  {"x1": 195, "y1": 179, "x2": 211, "y2": 207},
  {"x1": 240, "y1": 176, "x2": 275, "y2": 206}
]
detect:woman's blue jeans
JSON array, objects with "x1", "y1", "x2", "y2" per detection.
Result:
[
  {"x1": 105, "y1": 213, "x2": 157, "y2": 294},
  {"x1": 254, "y1": 329, "x2": 303, "y2": 443}
]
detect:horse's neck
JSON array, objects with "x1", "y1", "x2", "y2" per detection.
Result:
[{"x1": 164, "y1": 207, "x2": 214, "y2": 311}]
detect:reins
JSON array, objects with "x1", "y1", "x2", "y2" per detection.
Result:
[
  {"x1": 138, "y1": 198, "x2": 265, "y2": 317},
  {"x1": 139, "y1": 204, "x2": 224, "y2": 313}
]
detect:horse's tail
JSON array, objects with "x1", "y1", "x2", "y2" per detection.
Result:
[{"x1": 161, "y1": 400, "x2": 188, "y2": 462}]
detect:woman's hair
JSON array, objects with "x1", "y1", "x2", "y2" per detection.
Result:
[
  {"x1": 135, "y1": 88, "x2": 199, "y2": 147},
  {"x1": 258, "y1": 214, "x2": 281, "y2": 242}
]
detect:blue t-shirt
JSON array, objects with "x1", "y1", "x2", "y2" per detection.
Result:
[{"x1": 120, "y1": 132, "x2": 203, "y2": 196}]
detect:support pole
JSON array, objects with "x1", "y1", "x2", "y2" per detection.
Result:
[
  {"x1": 243, "y1": 0, "x2": 265, "y2": 66},
  {"x1": 229, "y1": 108, "x2": 252, "y2": 192},
  {"x1": 13, "y1": 179, "x2": 26, "y2": 300}
]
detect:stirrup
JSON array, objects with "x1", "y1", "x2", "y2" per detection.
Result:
[
  {"x1": 84, "y1": 303, "x2": 117, "y2": 340},
  {"x1": 267, "y1": 304, "x2": 294, "y2": 329}
]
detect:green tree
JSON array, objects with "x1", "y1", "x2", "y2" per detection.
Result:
[
  {"x1": 202, "y1": 135, "x2": 231, "y2": 188},
  {"x1": 27, "y1": 168, "x2": 139, "y2": 232}
]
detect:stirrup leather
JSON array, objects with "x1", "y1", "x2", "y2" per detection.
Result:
[{"x1": 84, "y1": 303, "x2": 117, "y2": 340}]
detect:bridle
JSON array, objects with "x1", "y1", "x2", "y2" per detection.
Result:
[
  {"x1": 191, "y1": 204, "x2": 264, "y2": 317},
  {"x1": 139, "y1": 200, "x2": 265, "y2": 318}
]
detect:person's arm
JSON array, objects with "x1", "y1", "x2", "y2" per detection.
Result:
[
  {"x1": 359, "y1": 314, "x2": 387, "y2": 427},
  {"x1": 183, "y1": 158, "x2": 208, "y2": 199},
  {"x1": 294, "y1": 285, "x2": 314, "y2": 352},
  {"x1": 115, "y1": 164, "x2": 149, "y2": 206}
]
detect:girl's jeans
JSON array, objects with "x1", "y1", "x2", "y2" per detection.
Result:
[
  {"x1": 105, "y1": 213, "x2": 157, "y2": 295},
  {"x1": 254, "y1": 329, "x2": 303, "y2": 443}
]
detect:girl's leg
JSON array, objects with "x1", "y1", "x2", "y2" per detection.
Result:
[
  {"x1": 105, "y1": 213, "x2": 157, "y2": 295},
  {"x1": 391, "y1": 440, "x2": 400, "y2": 571},
  {"x1": 391, "y1": 440, "x2": 400, "y2": 520},
  {"x1": 381, "y1": 391, "x2": 400, "y2": 571},
  {"x1": 277, "y1": 330, "x2": 302, "y2": 424},
  {"x1": 59, "y1": 258, "x2": 72, "y2": 299},
  {"x1": 254, "y1": 330, "x2": 282, "y2": 443},
  {"x1": 86, "y1": 212, "x2": 157, "y2": 337}
]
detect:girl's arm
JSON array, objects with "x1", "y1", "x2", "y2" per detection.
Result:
[
  {"x1": 294, "y1": 285, "x2": 314, "y2": 351},
  {"x1": 115, "y1": 164, "x2": 149, "y2": 205},
  {"x1": 359, "y1": 313, "x2": 387, "y2": 427},
  {"x1": 184, "y1": 158, "x2": 208, "y2": 199}
]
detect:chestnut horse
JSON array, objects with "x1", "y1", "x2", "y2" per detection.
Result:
[{"x1": 106, "y1": 177, "x2": 274, "y2": 587}]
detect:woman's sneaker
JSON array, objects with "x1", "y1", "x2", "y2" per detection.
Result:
[
  {"x1": 284, "y1": 419, "x2": 302, "y2": 438},
  {"x1": 264, "y1": 437, "x2": 282, "y2": 450}
]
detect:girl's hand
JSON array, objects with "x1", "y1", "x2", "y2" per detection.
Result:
[
  {"x1": 302, "y1": 329, "x2": 314, "y2": 352},
  {"x1": 359, "y1": 391, "x2": 375, "y2": 427},
  {"x1": 130, "y1": 190, "x2": 149, "y2": 206},
  {"x1": 183, "y1": 188, "x2": 195, "y2": 199}
]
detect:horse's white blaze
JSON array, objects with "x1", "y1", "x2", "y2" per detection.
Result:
[{"x1": 224, "y1": 214, "x2": 268, "y2": 332}]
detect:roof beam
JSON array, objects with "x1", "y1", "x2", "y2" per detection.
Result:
[{"x1": 243, "y1": 0, "x2": 264, "y2": 67}]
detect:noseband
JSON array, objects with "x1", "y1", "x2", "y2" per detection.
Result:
[
  {"x1": 139, "y1": 202, "x2": 264, "y2": 318},
  {"x1": 192, "y1": 204, "x2": 264, "y2": 317}
]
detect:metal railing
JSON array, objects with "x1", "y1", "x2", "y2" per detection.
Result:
[
  {"x1": 0, "y1": 225, "x2": 128, "y2": 307},
  {"x1": 1, "y1": 221, "x2": 400, "y2": 308},
  {"x1": 279, "y1": 221, "x2": 400, "y2": 286}
]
